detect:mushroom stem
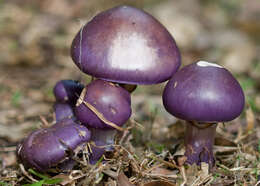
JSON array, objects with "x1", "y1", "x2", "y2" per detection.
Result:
[
  {"x1": 89, "y1": 128, "x2": 116, "y2": 164},
  {"x1": 184, "y1": 121, "x2": 217, "y2": 168}
]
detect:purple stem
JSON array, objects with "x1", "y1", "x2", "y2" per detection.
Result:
[
  {"x1": 89, "y1": 128, "x2": 116, "y2": 164},
  {"x1": 184, "y1": 122, "x2": 217, "y2": 168}
]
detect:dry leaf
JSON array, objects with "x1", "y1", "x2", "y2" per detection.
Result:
[
  {"x1": 117, "y1": 173, "x2": 135, "y2": 186},
  {"x1": 151, "y1": 167, "x2": 176, "y2": 176},
  {"x1": 215, "y1": 135, "x2": 237, "y2": 147},
  {"x1": 142, "y1": 180, "x2": 176, "y2": 186}
]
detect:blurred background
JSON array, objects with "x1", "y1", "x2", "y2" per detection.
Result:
[{"x1": 0, "y1": 0, "x2": 259, "y2": 184}]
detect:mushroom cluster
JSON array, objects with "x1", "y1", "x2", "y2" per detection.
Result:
[
  {"x1": 17, "y1": 5, "x2": 244, "y2": 173},
  {"x1": 17, "y1": 5, "x2": 181, "y2": 172}
]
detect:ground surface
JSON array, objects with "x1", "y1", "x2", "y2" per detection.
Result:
[{"x1": 0, "y1": 0, "x2": 260, "y2": 185}]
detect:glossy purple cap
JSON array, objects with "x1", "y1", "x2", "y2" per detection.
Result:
[
  {"x1": 71, "y1": 5, "x2": 181, "y2": 85},
  {"x1": 53, "y1": 80, "x2": 84, "y2": 105},
  {"x1": 163, "y1": 61, "x2": 245, "y2": 123},
  {"x1": 17, "y1": 119, "x2": 91, "y2": 172},
  {"x1": 75, "y1": 79, "x2": 131, "y2": 129}
]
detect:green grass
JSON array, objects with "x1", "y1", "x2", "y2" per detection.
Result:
[
  {"x1": 22, "y1": 169, "x2": 62, "y2": 186},
  {"x1": 11, "y1": 90, "x2": 22, "y2": 107}
]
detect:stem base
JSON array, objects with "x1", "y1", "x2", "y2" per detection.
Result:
[{"x1": 184, "y1": 122, "x2": 217, "y2": 168}]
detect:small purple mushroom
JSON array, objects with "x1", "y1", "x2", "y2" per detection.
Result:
[
  {"x1": 53, "y1": 80, "x2": 84, "y2": 105},
  {"x1": 75, "y1": 79, "x2": 131, "y2": 164},
  {"x1": 75, "y1": 79, "x2": 131, "y2": 130},
  {"x1": 71, "y1": 5, "x2": 181, "y2": 85},
  {"x1": 163, "y1": 61, "x2": 245, "y2": 168},
  {"x1": 17, "y1": 119, "x2": 91, "y2": 172}
]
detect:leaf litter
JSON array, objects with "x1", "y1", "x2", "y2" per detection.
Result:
[{"x1": 0, "y1": 0, "x2": 260, "y2": 185}]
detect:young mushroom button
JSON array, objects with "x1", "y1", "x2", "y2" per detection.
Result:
[
  {"x1": 53, "y1": 80, "x2": 84, "y2": 105},
  {"x1": 75, "y1": 79, "x2": 132, "y2": 164},
  {"x1": 75, "y1": 79, "x2": 131, "y2": 130},
  {"x1": 162, "y1": 61, "x2": 245, "y2": 168},
  {"x1": 17, "y1": 119, "x2": 91, "y2": 172}
]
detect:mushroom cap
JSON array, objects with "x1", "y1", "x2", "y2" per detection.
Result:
[
  {"x1": 53, "y1": 80, "x2": 84, "y2": 105},
  {"x1": 17, "y1": 119, "x2": 91, "y2": 172},
  {"x1": 71, "y1": 5, "x2": 181, "y2": 85},
  {"x1": 163, "y1": 61, "x2": 245, "y2": 123},
  {"x1": 75, "y1": 79, "x2": 131, "y2": 129}
]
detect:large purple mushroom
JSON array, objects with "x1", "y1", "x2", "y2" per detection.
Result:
[
  {"x1": 17, "y1": 119, "x2": 91, "y2": 172},
  {"x1": 75, "y1": 79, "x2": 131, "y2": 130},
  {"x1": 71, "y1": 5, "x2": 181, "y2": 85},
  {"x1": 70, "y1": 5, "x2": 181, "y2": 164},
  {"x1": 163, "y1": 61, "x2": 245, "y2": 168},
  {"x1": 53, "y1": 80, "x2": 84, "y2": 105}
]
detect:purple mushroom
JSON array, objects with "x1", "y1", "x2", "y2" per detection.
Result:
[
  {"x1": 71, "y1": 5, "x2": 181, "y2": 85},
  {"x1": 53, "y1": 80, "x2": 84, "y2": 105},
  {"x1": 75, "y1": 79, "x2": 131, "y2": 130},
  {"x1": 53, "y1": 80, "x2": 84, "y2": 122},
  {"x1": 70, "y1": 5, "x2": 181, "y2": 164},
  {"x1": 163, "y1": 61, "x2": 245, "y2": 168},
  {"x1": 75, "y1": 79, "x2": 131, "y2": 164},
  {"x1": 17, "y1": 119, "x2": 91, "y2": 172}
]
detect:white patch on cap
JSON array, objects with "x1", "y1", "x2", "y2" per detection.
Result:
[
  {"x1": 197, "y1": 61, "x2": 223, "y2": 68},
  {"x1": 108, "y1": 32, "x2": 157, "y2": 71}
]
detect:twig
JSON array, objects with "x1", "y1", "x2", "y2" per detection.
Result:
[
  {"x1": 180, "y1": 166, "x2": 187, "y2": 186},
  {"x1": 0, "y1": 146, "x2": 16, "y2": 152},
  {"x1": 254, "y1": 180, "x2": 260, "y2": 186},
  {"x1": 19, "y1": 164, "x2": 38, "y2": 182},
  {"x1": 39, "y1": 115, "x2": 50, "y2": 127}
]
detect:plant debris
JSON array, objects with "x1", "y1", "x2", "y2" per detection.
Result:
[{"x1": 0, "y1": 0, "x2": 260, "y2": 185}]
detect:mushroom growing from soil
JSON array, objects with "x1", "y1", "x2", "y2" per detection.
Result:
[
  {"x1": 75, "y1": 79, "x2": 131, "y2": 163},
  {"x1": 17, "y1": 118, "x2": 91, "y2": 172},
  {"x1": 162, "y1": 61, "x2": 245, "y2": 168},
  {"x1": 70, "y1": 5, "x2": 181, "y2": 163}
]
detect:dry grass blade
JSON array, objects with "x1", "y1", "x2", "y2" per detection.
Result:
[
  {"x1": 214, "y1": 145, "x2": 239, "y2": 153},
  {"x1": 179, "y1": 166, "x2": 187, "y2": 186},
  {"x1": 246, "y1": 107, "x2": 255, "y2": 132},
  {"x1": 19, "y1": 164, "x2": 38, "y2": 182},
  {"x1": 39, "y1": 115, "x2": 51, "y2": 127}
]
